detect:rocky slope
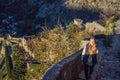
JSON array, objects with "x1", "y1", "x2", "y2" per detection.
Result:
[
  {"x1": 0, "y1": 0, "x2": 120, "y2": 36},
  {"x1": 35, "y1": 0, "x2": 120, "y2": 26}
]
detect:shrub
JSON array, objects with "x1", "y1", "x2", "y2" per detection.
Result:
[
  {"x1": 12, "y1": 45, "x2": 27, "y2": 80},
  {"x1": 27, "y1": 23, "x2": 90, "y2": 79},
  {"x1": 66, "y1": 22, "x2": 82, "y2": 38}
]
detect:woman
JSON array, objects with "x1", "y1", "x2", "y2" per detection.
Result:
[{"x1": 81, "y1": 36, "x2": 98, "y2": 80}]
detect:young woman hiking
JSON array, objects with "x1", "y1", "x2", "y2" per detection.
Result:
[{"x1": 81, "y1": 36, "x2": 99, "y2": 80}]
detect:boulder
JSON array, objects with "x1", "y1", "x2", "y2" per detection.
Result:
[{"x1": 85, "y1": 21, "x2": 106, "y2": 34}]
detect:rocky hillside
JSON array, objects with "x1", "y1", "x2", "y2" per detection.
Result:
[
  {"x1": 35, "y1": 0, "x2": 120, "y2": 26},
  {"x1": 0, "y1": 0, "x2": 120, "y2": 36}
]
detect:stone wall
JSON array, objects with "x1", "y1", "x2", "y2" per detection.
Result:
[{"x1": 41, "y1": 49, "x2": 83, "y2": 80}]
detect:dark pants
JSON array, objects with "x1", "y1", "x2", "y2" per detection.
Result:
[
  {"x1": 83, "y1": 54, "x2": 97, "y2": 80},
  {"x1": 84, "y1": 63, "x2": 95, "y2": 80}
]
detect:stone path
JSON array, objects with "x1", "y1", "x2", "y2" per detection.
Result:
[{"x1": 78, "y1": 47, "x2": 120, "y2": 80}]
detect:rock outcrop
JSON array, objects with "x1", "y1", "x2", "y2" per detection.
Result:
[
  {"x1": 85, "y1": 21, "x2": 106, "y2": 34},
  {"x1": 36, "y1": 0, "x2": 120, "y2": 27}
]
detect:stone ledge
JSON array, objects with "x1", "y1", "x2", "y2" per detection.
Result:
[{"x1": 41, "y1": 49, "x2": 83, "y2": 80}]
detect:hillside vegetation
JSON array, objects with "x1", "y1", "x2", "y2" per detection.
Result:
[{"x1": 27, "y1": 23, "x2": 90, "y2": 79}]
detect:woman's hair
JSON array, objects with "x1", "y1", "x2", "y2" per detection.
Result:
[{"x1": 89, "y1": 37, "x2": 97, "y2": 55}]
